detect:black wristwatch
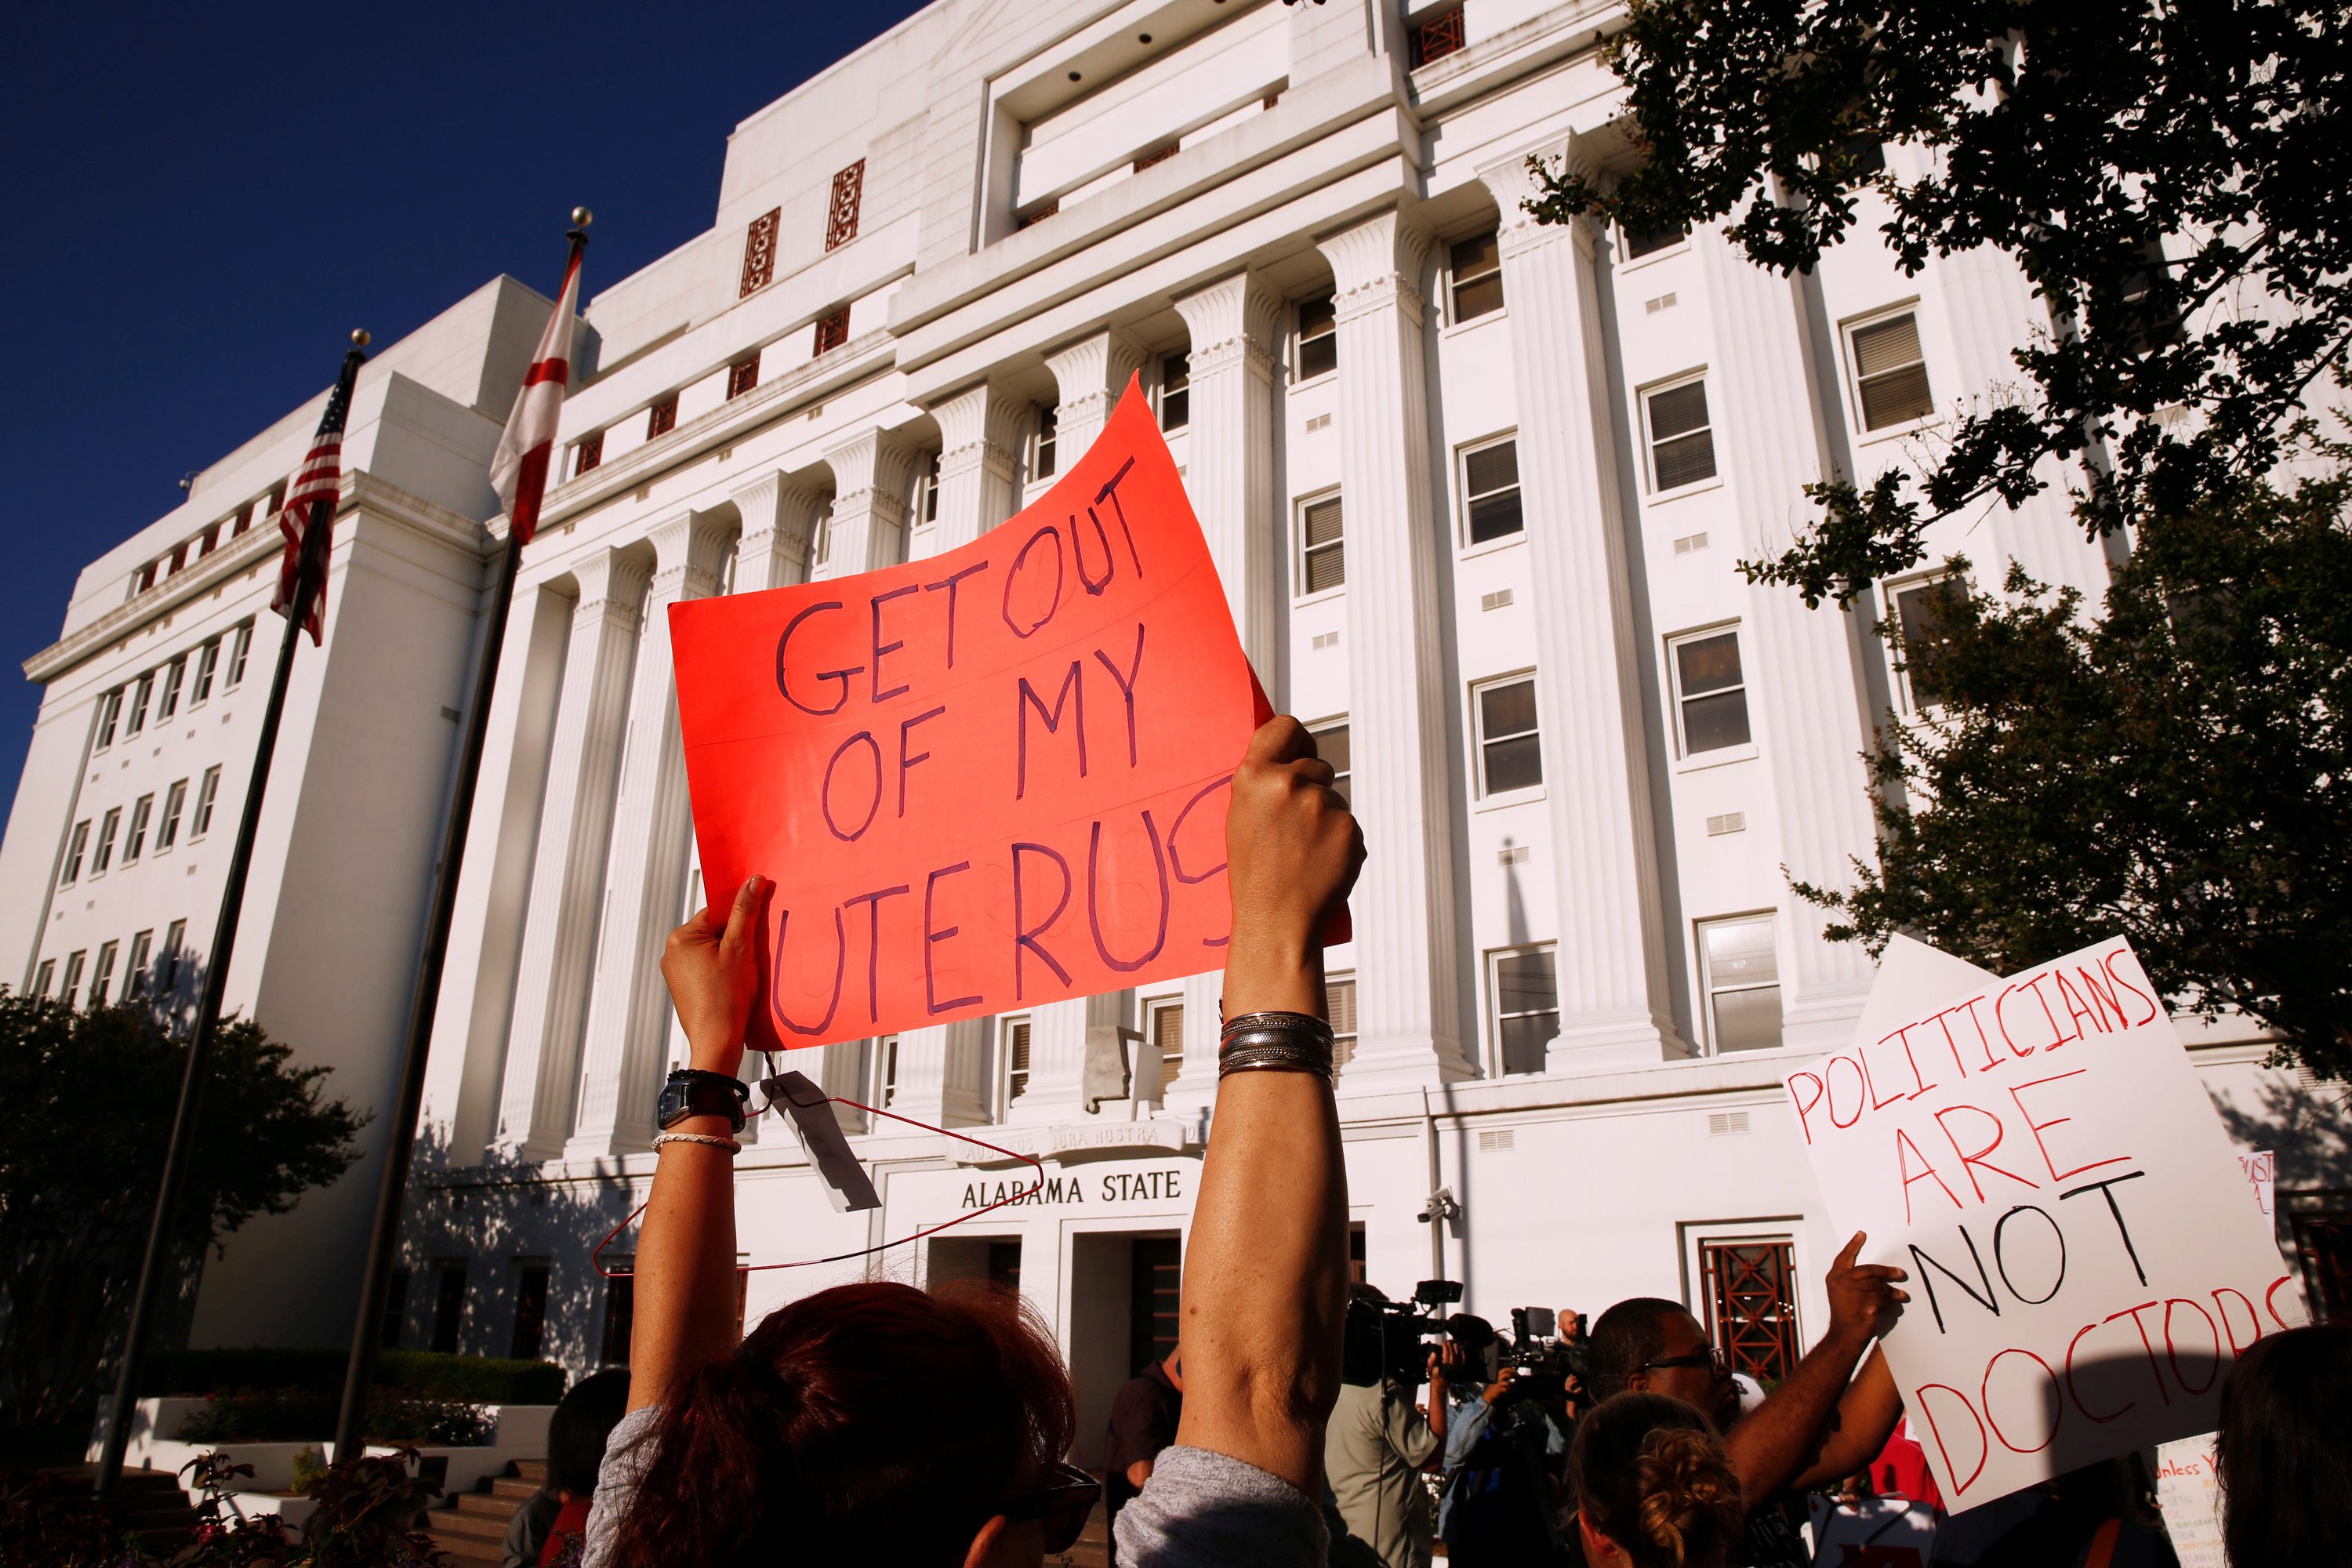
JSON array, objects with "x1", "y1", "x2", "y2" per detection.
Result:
[{"x1": 656, "y1": 1067, "x2": 750, "y2": 1134}]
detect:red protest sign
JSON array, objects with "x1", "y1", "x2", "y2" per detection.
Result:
[{"x1": 672, "y1": 379, "x2": 1272, "y2": 1054}]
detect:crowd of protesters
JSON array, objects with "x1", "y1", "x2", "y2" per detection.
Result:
[{"x1": 575, "y1": 715, "x2": 2347, "y2": 1568}]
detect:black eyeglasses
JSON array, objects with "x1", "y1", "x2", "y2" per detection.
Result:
[
  {"x1": 1000, "y1": 1461, "x2": 1101, "y2": 1553},
  {"x1": 1640, "y1": 1346, "x2": 1729, "y2": 1377}
]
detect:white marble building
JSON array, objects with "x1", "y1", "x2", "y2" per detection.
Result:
[{"x1": 7, "y1": 0, "x2": 2333, "y2": 1450}]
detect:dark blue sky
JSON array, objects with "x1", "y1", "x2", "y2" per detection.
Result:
[{"x1": 0, "y1": 1, "x2": 929, "y2": 798}]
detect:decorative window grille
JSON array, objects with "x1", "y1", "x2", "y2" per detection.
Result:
[
  {"x1": 1410, "y1": 6, "x2": 1466, "y2": 67},
  {"x1": 647, "y1": 395, "x2": 679, "y2": 439},
  {"x1": 1450, "y1": 230, "x2": 1504, "y2": 321},
  {"x1": 826, "y1": 160, "x2": 866, "y2": 251},
  {"x1": 1699, "y1": 1238, "x2": 1801, "y2": 1384},
  {"x1": 813, "y1": 307, "x2": 851, "y2": 355},
  {"x1": 740, "y1": 207, "x2": 781, "y2": 297},
  {"x1": 575, "y1": 431, "x2": 604, "y2": 476},
  {"x1": 727, "y1": 354, "x2": 761, "y2": 400}
]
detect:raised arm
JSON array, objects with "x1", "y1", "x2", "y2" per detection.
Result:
[
  {"x1": 1784, "y1": 1345, "x2": 1902, "y2": 1494},
  {"x1": 1722, "y1": 1232, "x2": 1906, "y2": 1508},
  {"x1": 626, "y1": 876, "x2": 766, "y2": 1413},
  {"x1": 1172, "y1": 717, "x2": 1363, "y2": 1495}
]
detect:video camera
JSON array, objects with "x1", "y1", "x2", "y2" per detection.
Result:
[{"x1": 1342, "y1": 1279, "x2": 1465, "y2": 1388}]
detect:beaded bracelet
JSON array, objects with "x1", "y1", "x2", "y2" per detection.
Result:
[{"x1": 653, "y1": 1131, "x2": 742, "y2": 1155}]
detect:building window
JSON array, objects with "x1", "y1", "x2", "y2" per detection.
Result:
[
  {"x1": 1033, "y1": 406, "x2": 1058, "y2": 480},
  {"x1": 1450, "y1": 230, "x2": 1504, "y2": 321},
  {"x1": 162, "y1": 920, "x2": 187, "y2": 990},
  {"x1": 1134, "y1": 143, "x2": 1180, "y2": 174},
  {"x1": 1160, "y1": 353, "x2": 1190, "y2": 431},
  {"x1": 125, "y1": 795, "x2": 153, "y2": 863},
  {"x1": 826, "y1": 160, "x2": 866, "y2": 251},
  {"x1": 1014, "y1": 198, "x2": 1059, "y2": 230},
  {"x1": 1149, "y1": 1000, "x2": 1185, "y2": 1094},
  {"x1": 1699, "y1": 1236, "x2": 1801, "y2": 1384},
  {"x1": 989, "y1": 1241, "x2": 1022, "y2": 1295},
  {"x1": 877, "y1": 1033, "x2": 900, "y2": 1109},
  {"x1": 575, "y1": 431, "x2": 604, "y2": 477},
  {"x1": 916, "y1": 451, "x2": 941, "y2": 525},
  {"x1": 600, "y1": 1268, "x2": 635, "y2": 1365},
  {"x1": 199, "y1": 523, "x2": 220, "y2": 558},
  {"x1": 431, "y1": 1260, "x2": 469, "y2": 1355},
  {"x1": 1461, "y1": 438, "x2": 1523, "y2": 544},
  {"x1": 1849, "y1": 310, "x2": 1935, "y2": 430},
  {"x1": 33, "y1": 960, "x2": 54, "y2": 998},
  {"x1": 1310, "y1": 720, "x2": 1351, "y2": 809},
  {"x1": 1889, "y1": 575, "x2": 1966, "y2": 708},
  {"x1": 60, "y1": 950, "x2": 85, "y2": 1010},
  {"x1": 191, "y1": 766, "x2": 223, "y2": 838},
  {"x1": 509, "y1": 1260, "x2": 552, "y2": 1360},
  {"x1": 814, "y1": 307, "x2": 851, "y2": 355},
  {"x1": 1298, "y1": 294, "x2": 1338, "y2": 379},
  {"x1": 1328, "y1": 974, "x2": 1359, "y2": 1069},
  {"x1": 93, "y1": 808, "x2": 121, "y2": 876},
  {"x1": 1004, "y1": 1015, "x2": 1033, "y2": 1105},
  {"x1": 1474, "y1": 676, "x2": 1542, "y2": 795},
  {"x1": 90, "y1": 941, "x2": 119, "y2": 1007},
  {"x1": 647, "y1": 395, "x2": 679, "y2": 440},
  {"x1": 224, "y1": 623, "x2": 252, "y2": 688},
  {"x1": 1698, "y1": 914, "x2": 1782, "y2": 1053},
  {"x1": 740, "y1": 206, "x2": 781, "y2": 297},
  {"x1": 191, "y1": 640, "x2": 220, "y2": 705},
  {"x1": 1646, "y1": 379, "x2": 1719, "y2": 491},
  {"x1": 96, "y1": 689, "x2": 122, "y2": 750},
  {"x1": 157, "y1": 779, "x2": 188, "y2": 851},
  {"x1": 268, "y1": 481, "x2": 286, "y2": 517},
  {"x1": 1621, "y1": 224, "x2": 1689, "y2": 261},
  {"x1": 1670, "y1": 630, "x2": 1751, "y2": 755},
  {"x1": 156, "y1": 657, "x2": 185, "y2": 723},
  {"x1": 1299, "y1": 495, "x2": 1345, "y2": 593},
  {"x1": 231, "y1": 501, "x2": 254, "y2": 537},
  {"x1": 1409, "y1": 5, "x2": 1466, "y2": 67},
  {"x1": 1842, "y1": 135, "x2": 1886, "y2": 177},
  {"x1": 61, "y1": 821, "x2": 89, "y2": 886},
  {"x1": 135, "y1": 563, "x2": 157, "y2": 594},
  {"x1": 169, "y1": 543, "x2": 187, "y2": 577},
  {"x1": 1131, "y1": 1238, "x2": 1182, "y2": 1374},
  {"x1": 125, "y1": 930, "x2": 154, "y2": 999},
  {"x1": 1490, "y1": 946, "x2": 1559, "y2": 1075},
  {"x1": 727, "y1": 353, "x2": 761, "y2": 400},
  {"x1": 126, "y1": 673, "x2": 152, "y2": 737},
  {"x1": 380, "y1": 1268, "x2": 409, "y2": 1349}
]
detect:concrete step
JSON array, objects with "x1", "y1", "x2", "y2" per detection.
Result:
[
  {"x1": 456, "y1": 1489, "x2": 528, "y2": 1519},
  {"x1": 492, "y1": 1475, "x2": 543, "y2": 1500},
  {"x1": 436, "y1": 1504, "x2": 514, "y2": 1539},
  {"x1": 514, "y1": 1458, "x2": 549, "y2": 1483},
  {"x1": 423, "y1": 1522, "x2": 506, "y2": 1565}
]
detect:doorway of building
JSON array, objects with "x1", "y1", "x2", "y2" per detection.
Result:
[{"x1": 1069, "y1": 1230, "x2": 1181, "y2": 1468}]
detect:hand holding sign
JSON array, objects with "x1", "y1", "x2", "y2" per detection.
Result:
[{"x1": 671, "y1": 381, "x2": 1308, "y2": 1054}]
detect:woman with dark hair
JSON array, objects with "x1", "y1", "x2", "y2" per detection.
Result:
[
  {"x1": 2216, "y1": 1321, "x2": 2352, "y2": 1568},
  {"x1": 583, "y1": 716, "x2": 1363, "y2": 1568},
  {"x1": 1568, "y1": 1393, "x2": 1744, "y2": 1568}
]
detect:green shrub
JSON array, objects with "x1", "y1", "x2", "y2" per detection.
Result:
[
  {"x1": 176, "y1": 1389, "x2": 493, "y2": 1446},
  {"x1": 142, "y1": 1347, "x2": 564, "y2": 1405}
]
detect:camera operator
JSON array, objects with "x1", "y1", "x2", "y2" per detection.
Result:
[
  {"x1": 1324, "y1": 1286, "x2": 1443, "y2": 1568},
  {"x1": 1436, "y1": 1317, "x2": 1570, "y2": 1565}
]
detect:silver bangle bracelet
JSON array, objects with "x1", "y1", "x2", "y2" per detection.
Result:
[
  {"x1": 653, "y1": 1131, "x2": 742, "y2": 1155},
  {"x1": 1218, "y1": 1040, "x2": 1335, "y2": 1081},
  {"x1": 1220, "y1": 1010, "x2": 1334, "y2": 1044}
]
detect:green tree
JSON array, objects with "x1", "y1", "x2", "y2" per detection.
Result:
[
  {"x1": 0, "y1": 995, "x2": 365, "y2": 1441},
  {"x1": 1527, "y1": 0, "x2": 2352, "y2": 603},
  {"x1": 1797, "y1": 471, "x2": 2352, "y2": 1081}
]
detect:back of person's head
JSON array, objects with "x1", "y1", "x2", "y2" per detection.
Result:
[
  {"x1": 1586, "y1": 1298, "x2": 1682, "y2": 1403},
  {"x1": 607, "y1": 1279, "x2": 1075, "y2": 1567},
  {"x1": 1570, "y1": 1392, "x2": 1743, "y2": 1568},
  {"x1": 548, "y1": 1367, "x2": 631, "y2": 1497},
  {"x1": 2216, "y1": 1322, "x2": 2352, "y2": 1568}
]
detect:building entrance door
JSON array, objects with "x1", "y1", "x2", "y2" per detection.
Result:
[{"x1": 1069, "y1": 1230, "x2": 1181, "y2": 1468}]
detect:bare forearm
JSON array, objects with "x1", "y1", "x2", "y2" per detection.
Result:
[
  {"x1": 1788, "y1": 1346, "x2": 1900, "y2": 1493},
  {"x1": 626, "y1": 1116, "x2": 741, "y2": 1412},
  {"x1": 1724, "y1": 1326, "x2": 1874, "y2": 1508},
  {"x1": 1174, "y1": 938, "x2": 1348, "y2": 1494}
]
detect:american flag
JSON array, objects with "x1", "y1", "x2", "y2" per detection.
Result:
[{"x1": 268, "y1": 359, "x2": 359, "y2": 644}]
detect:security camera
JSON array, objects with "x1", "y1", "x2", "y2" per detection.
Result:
[{"x1": 1417, "y1": 1186, "x2": 1461, "y2": 1225}]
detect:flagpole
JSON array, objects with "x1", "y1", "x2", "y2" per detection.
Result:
[
  {"x1": 332, "y1": 215, "x2": 589, "y2": 1464},
  {"x1": 96, "y1": 336, "x2": 371, "y2": 1499}
]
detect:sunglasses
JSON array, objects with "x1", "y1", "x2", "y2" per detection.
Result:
[
  {"x1": 1000, "y1": 1460, "x2": 1101, "y2": 1553},
  {"x1": 1640, "y1": 1346, "x2": 1730, "y2": 1377}
]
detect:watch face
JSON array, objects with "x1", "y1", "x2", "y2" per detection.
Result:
[{"x1": 656, "y1": 1083, "x2": 692, "y2": 1130}]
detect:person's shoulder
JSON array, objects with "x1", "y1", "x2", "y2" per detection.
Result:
[{"x1": 1113, "y1": 1446, "x2": 1328, "y2": 1568}]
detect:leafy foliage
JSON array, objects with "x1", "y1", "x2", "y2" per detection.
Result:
[
  {"x1": 140, "y1": 1349, "x2": 563, "y2": 1406},
  {"x1": 1797, "y1": 473, "x2": 2352, "y2": 1080},
  {"x1": 1528, "y1": 0, "x2": 2352, "y2": 602},
  {"x1": 0, "y1": 997, "x2": 365, "y2": 1436},
  {"x1": 178, "y1": 1392, "x2": 492, "y2": 1448}
]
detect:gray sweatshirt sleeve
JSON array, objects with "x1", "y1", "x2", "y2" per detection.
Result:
[
  {"x1": 1111, "y1": 1446, "x2": 1330, "y2": 1568},
  {"x1": 579, "y1": 1404, "x2": 663, "y2": 1568}
]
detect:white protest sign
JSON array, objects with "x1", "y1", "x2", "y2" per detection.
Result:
[
  {"x1": 1784, "y1": 935, "x2": 2307, "y2": 1509},
  {"x1": 2153, "y1": 1434, "x2": 2224, "y2": 1568},
  {"x1": 2234, "y1": 1148, "x2": 2274, "y2": 1220}
]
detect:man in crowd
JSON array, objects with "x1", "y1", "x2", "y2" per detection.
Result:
[
  {"x1": 1586, "y1": 1232, "x2": 1907, "y2": 1568},
  {"x1": 1436, "y1": 1320, "x2": 1569, "y2": 1563},
  {"x1": 1325, "y1": 1285, "x2": 1445, "y2": 1568},
  {"x1": 1103, "y1": 1345, "x2": 1185, "y2": 1563}
]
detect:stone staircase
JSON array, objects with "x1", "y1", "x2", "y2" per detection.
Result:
[
  {"x1": 40, "y1": 1465, "x2": 201, "y2": 1554},
  {"x1": 425, "y1": 1457, "x2": 547, "y2": 1564}
]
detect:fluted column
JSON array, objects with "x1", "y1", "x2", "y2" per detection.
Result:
[
  {"x1": 1479, "y1": 142, "x2": 1690, "y2": 1069},
  {"x1": 1696, "y1": 229, "x2": 1881, "y2": 1048},
  {"x1": 888, "y1": 382, "x2": 1025, "y2": 1127},
  {"x1": 1164, "y1": 272, "x2": 1282, "y2": 1110},
  {"x1": 819, "y1": 427, "x2": 916, "y2": 578},
  {"x1": 1022, "y1": 333, "x2": 1148, "y2": 1120},
  {"x1": 1317, "y1": 207, "x2": 1472, "y2": 1090},
  {"x1": 733, "y1": 470, "x2": 826, "y2": 592},
  {"x1": 495, "y1": 549, "x2": 651, "y2": 1157},
  {"x1": 567, "y1": 511, "x2": 737, "y2": 1156}
]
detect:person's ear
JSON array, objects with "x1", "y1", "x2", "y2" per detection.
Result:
[
  {"x1": 962, "y1": 1513, "x2": 1012, "y2": 1568},
  {"x1": 1577, "y1": 1510, "x2": 1632, "y2": 1568}
]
